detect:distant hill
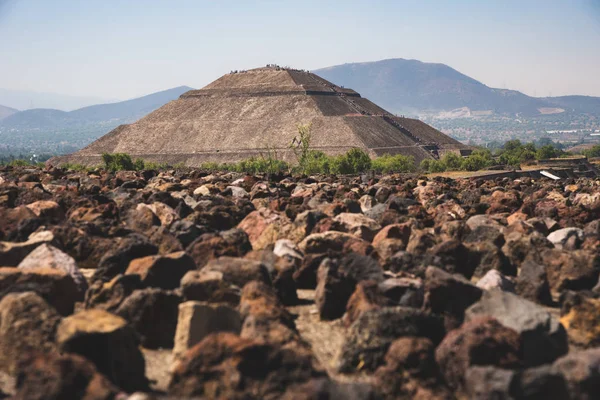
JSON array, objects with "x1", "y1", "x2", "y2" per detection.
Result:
[
  {"x1": 0, "y1": 105, "x2": 17, "y2": 120},
  {"x1": 0, "y1": 88, "x2": 117, "y2": 112},
  {"x1": 314, "y1": 59, "x2": 598, "y2": 117},
  {"x1": 0, "y1": 86, "x2": 193, "y2": 155},
  {"x1": 543, "y1": 96, "x2": 600, "y2": 115}
]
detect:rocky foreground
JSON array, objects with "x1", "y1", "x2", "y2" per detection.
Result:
[{"x1": 0, "y1": 166, "x2": 600, "y2": 399}]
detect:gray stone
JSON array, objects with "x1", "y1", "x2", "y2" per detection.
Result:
[
  {"x1": 476, "y1": 270, "x2": 515, "y2": 292},
  {"x1": 465, "y1": 290, "x2": 568, "y2": 366}
]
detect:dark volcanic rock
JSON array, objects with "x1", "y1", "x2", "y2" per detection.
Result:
[
  {"x1": 338, "y1": 307, "x2": 445, "y2": 373},
  {"x1": 115, "y1": 288, "x2": 182, "y2": 349},
  {"x1": 435, "y1": 317, "x2": 522, "y2": 390},
  {"x1": 92, "y1": 234, "x2": 158, "y2": 283},
  {"x1": 0, "y1": 267, "x2": 79, "y2": 316},
  {"x1": 423, "y1": 266, "x2": 483, "y2": 330},
  {"x1": 465, "y1": 290, "x2": 568, "y2": 366}
]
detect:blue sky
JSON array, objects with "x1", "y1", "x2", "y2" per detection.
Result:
[{"x1": 0, "y1": 0, "x2": 599, "y2": 99}]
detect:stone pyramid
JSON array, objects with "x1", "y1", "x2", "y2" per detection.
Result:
[{"x1": 55, "y1": 66, "x2": 470, "y2": 166}]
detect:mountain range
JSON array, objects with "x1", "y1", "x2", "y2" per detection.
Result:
[
  {"x1": 3, "y1": 58, "x2": 600, "y2": 157},
  {"x1": 0, "y1": 86, "x2": 193, "y2": 155},
  {"x1": 314, "y1": 59, "x2": 600, "y2": 117},
  {"x1": 0, "y1": 105, "x2": 17, "y2": 120}
]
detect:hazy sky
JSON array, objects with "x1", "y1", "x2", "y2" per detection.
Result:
[{"x1": 1, "y1": 0, "x2": 599, "y2": 100}]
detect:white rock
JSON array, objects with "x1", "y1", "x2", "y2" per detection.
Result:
[{"x1": 547, "y1": 227, "x2": 584, "y2": 249}]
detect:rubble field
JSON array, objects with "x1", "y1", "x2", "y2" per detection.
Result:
[{"x1": 1, "y1": 165, "x2": 599, "y2": 399}]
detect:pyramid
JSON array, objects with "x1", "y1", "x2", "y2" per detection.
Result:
[{"x1": 54, "y1": 66, "x2": 471, "y2": 166}]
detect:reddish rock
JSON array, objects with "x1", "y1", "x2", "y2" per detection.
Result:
[
  {"x1": 169, "y1": 333, "x2": 325, "y2": 399},
  {"x1": 435, "y1": 317, "x2": 522, "y2": 390},
  {"x1": 186, "y1": 228, "x2": 252, "y2": 269},
  {"x1": 13, "y1": 353, "x2": 121, "y2": 400},
  {"x1": 125, "y1": 251, "x2": 195, "y2": 290},
  {"x1": 0, "y1": 267, "x2": 79, "y2": 316}
]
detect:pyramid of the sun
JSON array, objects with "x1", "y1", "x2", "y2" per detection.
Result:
[{"x1": 55, "y1": 66, "x2": 470, "y2": 166}]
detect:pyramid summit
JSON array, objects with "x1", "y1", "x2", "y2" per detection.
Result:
[{"x1": 53, "y1": 66, "x2": 471, "y2": 166}]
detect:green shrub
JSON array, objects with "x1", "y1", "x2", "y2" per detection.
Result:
[
  {"x1": 7, "y1": 159, "x2": 32, "y2": 167},
  {"x1": 329, "y1": 154, "x2": 354, "y2": 174},
  {"x1": 302, "y1": 150, "x2": 331, "y2": 174},
  {"x1": 345, "y1": 148, "x2": 372, "y2": 173},
  {"x1": 102, "y1": 153, "x2": 135, "y2": 171},
  {"x1": 61, "y1": 163, "x2": 90, "y2": 172},
  {"x1": 441, "y1": 152, "x2": 463, "y2": 170},
  {"x1": 535, "y1": 145, "x2": 563, "y2": 160},
  {"x1": 428, "y1": 160, "x2": 447, "y2": 173},
  {"x1": 582, "y1": 145, "x2": 600, "y2": 158},
  {"x1": 372, "y1": 154, "x2": 416, "y2": 173}
]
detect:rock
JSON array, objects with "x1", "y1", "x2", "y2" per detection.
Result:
[
  {"x1": 540, "y1": 249, "x2": 600, "y2": 295},
  {"x1": 148, "y1": 202, "x2": 179, "y2": 227},
  {"x1": 476, "y1": 269, "x2": 515, "y2": 292},
  {"x1": 466, "y1": 241, "x2": 515, "y2": 278},
  {"x1": 0, "y1": 267, "x2": 79, "y2": 315},
  {"x1": 426, "y1": 239, "x2": 473, "y2": 279},
  {"x1": 547, "y1": 227, "x2": 585, "y2": 249},
  {"x1": 0, "y1": 230, "x2": 54, "y2": 266},
  {"x1": 18, "y1": 244, "x2": 88, "y2": 296},
  {"x1": 299, "y1": 231, "x2": 374, "y2": 256},
  {"x1": 343, "y1": 280, "x2": 392, "y2": 326},
  {"x1": 511, "y1": 365, "x2": 569, "y2": 400},
  {"x1": 464, "y1": 225, "x2": 506, "y2": 248},
  {"x1": 237, "y1": 208, "x2": 291, "y2": 250},
  {"x1": 423, "y1": 266, "x2": 483, "y2": 330},
  {"x1": 332, "y1": 212, "x2": 382, "y2": 241},
  {"x1": 435, "y1": 317, "x2": 522, "y2": 390},
  {"x1": 502, "y1": 231, "x2": 553, "y2": 267},
  {"x1": 378, "y1": 277, "x2": 424, "y2": 308},
  {"x1": 56, "y1": 309, "x2": 148, "y2": 392},
  {"x1": 273, "y1": 239, "x2": 303, "y2": 262},
  {"x1": 560, "y1": 292, "x2": 600, "y2": 348},
  {"x1": 293, "y1": 253, "x2": 327, "y2": 289},
  {"x1": 92, "y1": 234, "x2": 158, "y2": 283},
  {"x1": 126, "y1": 204, "x2": 160, "y2": 233},
  {"x1": 0, "y1": 292, "x2": 61, "y2": 374},
  {"x1": 25, "y1": 200, "x2": 64, "y2": 221},
  {"x1": 239, "y1": 281, "x2": 296, "y2": 329},
  {"x1": 463, "y1": 366, "x2": 515, "y2": 400},
  {"x1": 186, "y1": 228, "x2": 252, "y2": 269},
  {"x1": 337, "y1": 307, "x2": 445, "y2": 373},
  {"x1": 315, "y1": 254, "x2": 384, "y2": 321},
  {"x1": 168, "y1": 333, "x2": 325, "y2": 398},
  {"x1": 465, "y1": 290, "x2": 568, "y2": 366},
  {"x1": 84, "y1": 274, "x2": 142, "y2": 312},
  {"x1": 315, "y1": 258, "x2": 359, "y2": 321},
  {"x1": 551, "y1": 348, "x2": 600, "y2": 400},
  {"x1": 466, "y1": 214, "x2": 505, "y2": 231},
  {"x1": 125, "y1": 251, "x2": 195, "y2": 290},
  {"x1": 375, "y1": 337, "x2": 451, "y2": 400},
  {"x1": 281, "y1": 378, "x2": 377, "y2": 400},
  {"x1": 173, "y1": 301, "x2": 242, "y2": 362},
  {"x1": 515, "y1": 257, "x2": 553, "y2": 305},
  {"x1": 12, "y1": 353, "x2": 121, "y2": 400},
  {"x1": 202, "y1": 256, "x2": 271, "y2": 288},
  {"x1": 180, "y1": 269, "x2": 241, "y2": 305},
  {"x1": 115, "y1": 288, "x2": 181, "y2": 349}
]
